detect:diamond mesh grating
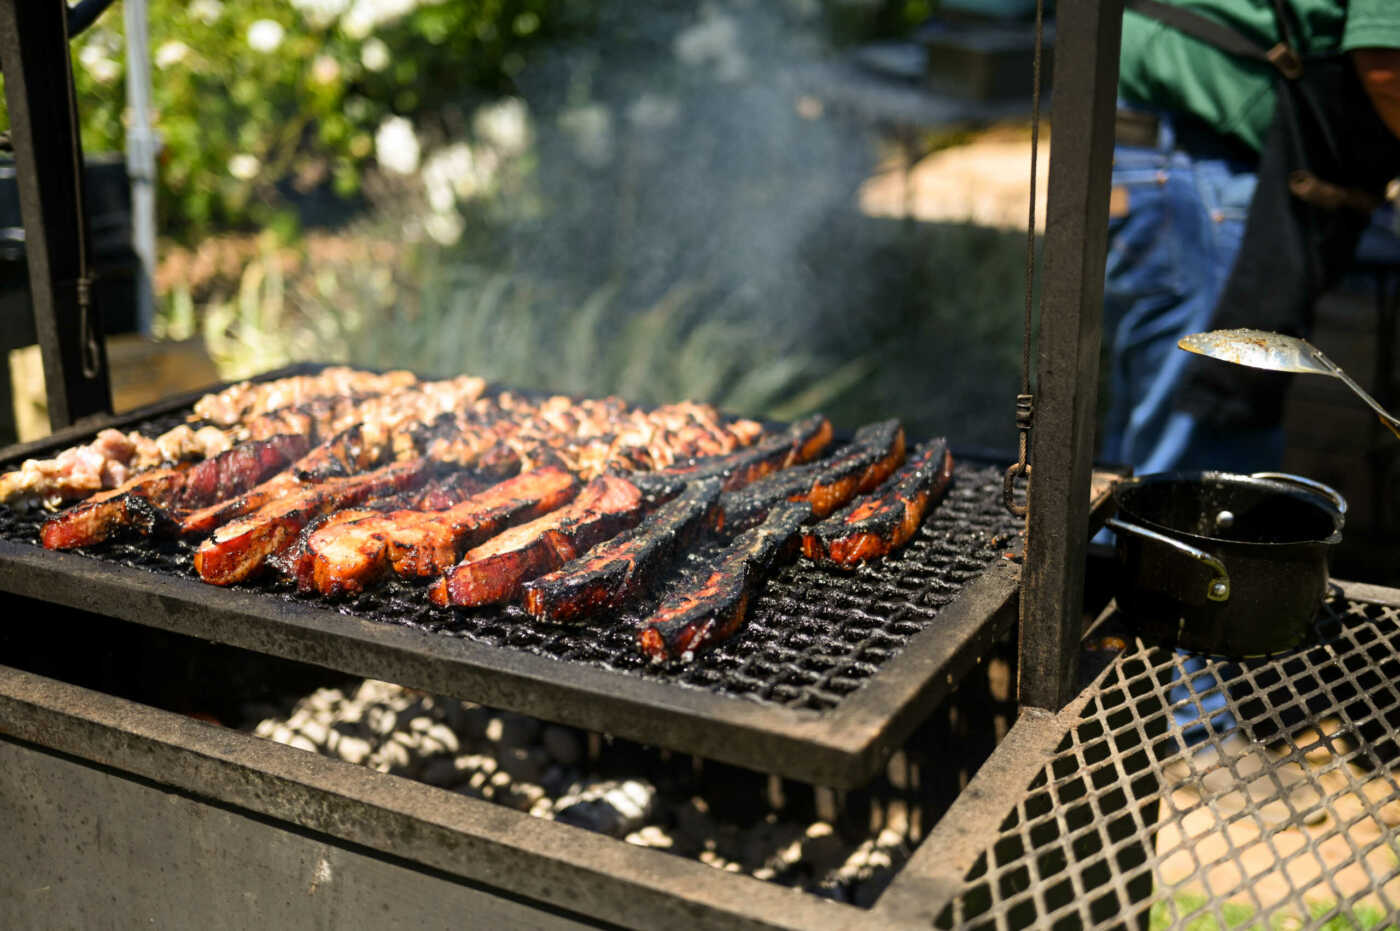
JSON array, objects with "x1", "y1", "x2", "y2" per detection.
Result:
[
  {"x1": 0, "y1": 411, "x2": 1021, "y2": 714},
  {"x1": 936, "y1": 594, "x2": 1400, "y2": 929}
]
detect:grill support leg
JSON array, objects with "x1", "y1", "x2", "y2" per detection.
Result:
[{"x1": 1019, "y1": 0, "x2": 1124, "y2": 712}]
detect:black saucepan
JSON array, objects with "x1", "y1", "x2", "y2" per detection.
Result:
[{"x1": 1107, "y1": 471, "x2": 1346, "y2": 657}]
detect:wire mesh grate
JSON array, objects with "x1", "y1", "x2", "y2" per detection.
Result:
[
  {"x1": 0, "y1": 410, "x2": 1022, "y2": 714},
  {"x1": 936, "y1": 593, "x2": 1400, "y2": 929}
]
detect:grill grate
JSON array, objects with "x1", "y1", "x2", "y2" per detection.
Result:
[
  {"x1": 0, "y1": 411, "x2": 1020, "y2": 714},
  {"x1": 936, "y1": 593, "x2": 1400, "y2": 929}
]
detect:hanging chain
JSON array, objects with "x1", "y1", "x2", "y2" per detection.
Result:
[{"x1": 1003, "y1": 0, "x2": 1047, "y2": 519}]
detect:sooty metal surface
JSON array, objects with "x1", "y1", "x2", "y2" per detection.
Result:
[
  {"x1": 0, "y1": 393, "x2": 1023, "y2": 787},
  {"x1": 932, "y1": 584, "x2": 1400, "y2": 929}
]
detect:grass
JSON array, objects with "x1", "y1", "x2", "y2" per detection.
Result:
[{"x1": 1149, "y1": 892, "x2": 1395, "y2": 930}]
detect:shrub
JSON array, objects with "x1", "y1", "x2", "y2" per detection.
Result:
[{"x1": 62, "y1": 0, "x2": 587, "y2": 240}]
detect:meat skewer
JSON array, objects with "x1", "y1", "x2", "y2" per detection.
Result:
[
  {"x1": 190, "y1": 366, "x2": 418, "y2": 427},
  {"x1": 40, "y1": 434, "x2": 311, "y2": 550},
  {"x1": 717, "y1": 419, "x2": 905, "y2": 533},
  {"x1": 800, "y1": 438, "x2": 954, "y2": 568},
  {"x1": 193, "y1": 458, "x2": 437, "y2": 586},
  {"x1": 636, "y1": 501, "x2": 811, "y2": 662},
  {"x1": 430, "y1": 474, "x2": 644, "y2": 608},
  {"x1": 299, "y1": 465, "x2": 581, "y2": 596},
  {"x1": 522, "y1": 478, "x2": 724, "y2": 624}
]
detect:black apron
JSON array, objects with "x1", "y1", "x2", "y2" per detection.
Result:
[{"x1": 1127, "y1": 0, "x2": 1400, "y2": 428}]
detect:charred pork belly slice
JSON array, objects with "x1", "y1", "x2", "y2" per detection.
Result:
[
  {"x1": 179, "y1": 471, "x2": 304, "y2": 537},
  {"x1": 801, "y1": 438, "x2": 954, "y2": 568},
  {"x1": 1, "y1": 374, "x2": 478, "y2": 510},
  {"x1": 628, "y1": 414, "x2": 833, "y2": 504},
  {"x1": 269, "y1": 470, "x2": 494, "y2": 585},
  {"x1": 429, "y1": 474, "x2": 643, "y2": 608},
  {"x1": 718, "y1": 419, "x2": 906, "y2": 533},
  {"x1": 40, "y1": 466, "x2": 192, "y2": 549},
  {"x1": 179, "y1": 406, "x2": 504, "y2": 538},
  {"x1": 193, "y1": 459, "x2": 435, "y2": 586},
  {"x1": 171, "y1": 434, "x2": 312, "y2": 510},
  {"x1": 637, "y1": 501, "x2": 811, "y2": 662},
  {"x1": 304, "y1": 465, "x2": 580, "y2": 596},
  {"x1": 40, "y1": 434, "x2": 312, "y2": 550},
  {"x1": 522, "y1": 478, "x2": 723, "y2": 624}
]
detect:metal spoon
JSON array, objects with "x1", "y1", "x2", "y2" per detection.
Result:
[{"x1": 1179, "y1": 328, "x2": 1400, "y2": 439}]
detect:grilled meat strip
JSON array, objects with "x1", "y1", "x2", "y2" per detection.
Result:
[
  {"x1": 430, "y1": 474, "x2": 644, "y2": 608},
  {"x1": 637, "y1": 501, "x2": 811, "y2": 662},
  {"x1": 179, "y1": 392, "x2": 503, "y2": 539},
  {"x1": 39, "y1": 466, "x2": 191, "y2": 549},
  {"x1": 40, "y1": 434, "x2": 311, "y2": 550},
  {"x1": 801, "y1": 438, "x2": 954, "y2": 567},
  {"x1": 628, "y1": 414, "x2": 832, "y2": 503},
  {"x1": 268, "y1": 470, "x2": 492, "y2": 585},
  {"x1": 717, "y1": 419, "x2": 905, "y2": 533},
  {"x1": 522, "y1": 478, "x2": 723, "y2": 624},
  {"x1": 1, "y1": 373, "x2": 484, "y2": 510},
  {"x1": 301, "y1": 465, "x2": 580, "y2": 596},
  {"x1": 193, "y1": 459, "x2": 435, "y2": 586}
]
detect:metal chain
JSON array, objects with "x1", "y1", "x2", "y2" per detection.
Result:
[
  {"x1": 63, "y1": 13, "x2": 101, "y2": 380},
  {"x1": 1003, "y1": 0, "x2": 1047, "y2": 519}
]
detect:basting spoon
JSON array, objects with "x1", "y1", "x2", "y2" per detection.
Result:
[{"x1": 1178, "y1": 328, "x2": 1400, "y2": 439}]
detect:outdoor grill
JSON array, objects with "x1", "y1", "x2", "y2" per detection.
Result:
[{"x1": 2, "y1": 0, "x2": 1399, "y2": 928}]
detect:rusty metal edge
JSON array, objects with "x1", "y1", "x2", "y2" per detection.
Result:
[{"x1": 0, "y1": 663, "x2": 879, "y2": 931}]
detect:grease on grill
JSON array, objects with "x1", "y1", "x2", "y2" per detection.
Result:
[{"x1": 0, "y1": 411, "x2": 1020, "y2": 712}]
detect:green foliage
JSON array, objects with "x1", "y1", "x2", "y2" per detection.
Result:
[
  {"x1": 1148, "y1": 892, "x2": 1393, "y2": 931},
  {"x1": 62, "y1": 0, "x2": 584, "y2": 240}
]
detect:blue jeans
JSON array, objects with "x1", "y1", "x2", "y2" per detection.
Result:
[{"x1": 1101, "y1": 108, "x2": 1285, "y2": 475}]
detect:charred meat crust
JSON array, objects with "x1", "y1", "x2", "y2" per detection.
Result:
[
  {"x1": 717, "y1": 419, "x2": 905, "y2": 533},
  {"x1": 628, "y1": 414, "x2": 833, "y2": 503},
  {"x1": 193, "y1": 459, "x2": 435, "y2": 586},
  {"x1": 430, "y1": 474, "x2": 644, "y2": 608},
  {"x1": 303, "y1": 465, "x2": 580, "y2": 596},
  {"x1": 41, "y1": 434, "x2": 311, "y2": 550},
  {"x1": 800, "y1": 438, "x2": 954, "y2": 568},
  {"x1": 174, "y1": 433, "x2": 311, "y2": 510},
  {"x1": 636, "y1": 501, "x2": 811, "y2": 662},
  {"x1": 268, "y1": 471, "x2": 492, "y2": 585},
  {"x1": 522, "y1": 478, "x2": 723, "y2": 624},
  {"x1": 40, "y1": 468, "x2": 190, "y2": 549}
]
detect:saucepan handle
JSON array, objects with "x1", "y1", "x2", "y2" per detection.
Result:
[
  {"x1": 1105, "y1": 516, "x2": 1232, "y2": 602},
  {"x1": 1250, "y1": 472, "x2": 1348, "y2": 518}
]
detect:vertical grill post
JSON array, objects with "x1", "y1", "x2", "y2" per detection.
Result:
[
  {"x1": 0, "y1": 0, "x2": 113, "y2": 430},
  {"x1": 1019, "y1": 0, "x2": 1124, "y2": 711}
]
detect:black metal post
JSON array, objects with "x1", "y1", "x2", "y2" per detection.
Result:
[
  {"x1": 1019, "y1": 0, "x2": 1123, "y2": 711},
  {"x1": 0, "y1": 0, "x2": 113, "y2": 430}
]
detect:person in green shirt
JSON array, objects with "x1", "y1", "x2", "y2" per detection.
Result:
[
  {"x1": 1103, "y1": 0, "x2": 1400, "y2": 751},
  {"x1": 1101, "y1": 0, "x2": 1400, "y2": 478}
]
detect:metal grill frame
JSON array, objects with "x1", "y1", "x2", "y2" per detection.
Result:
[
  {"x1": 872, "y1": 579, "x2": 1400, "y2": 928},
  {"x1": 0, "y1": 377, "x2": 1025, "y2": 788}
]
